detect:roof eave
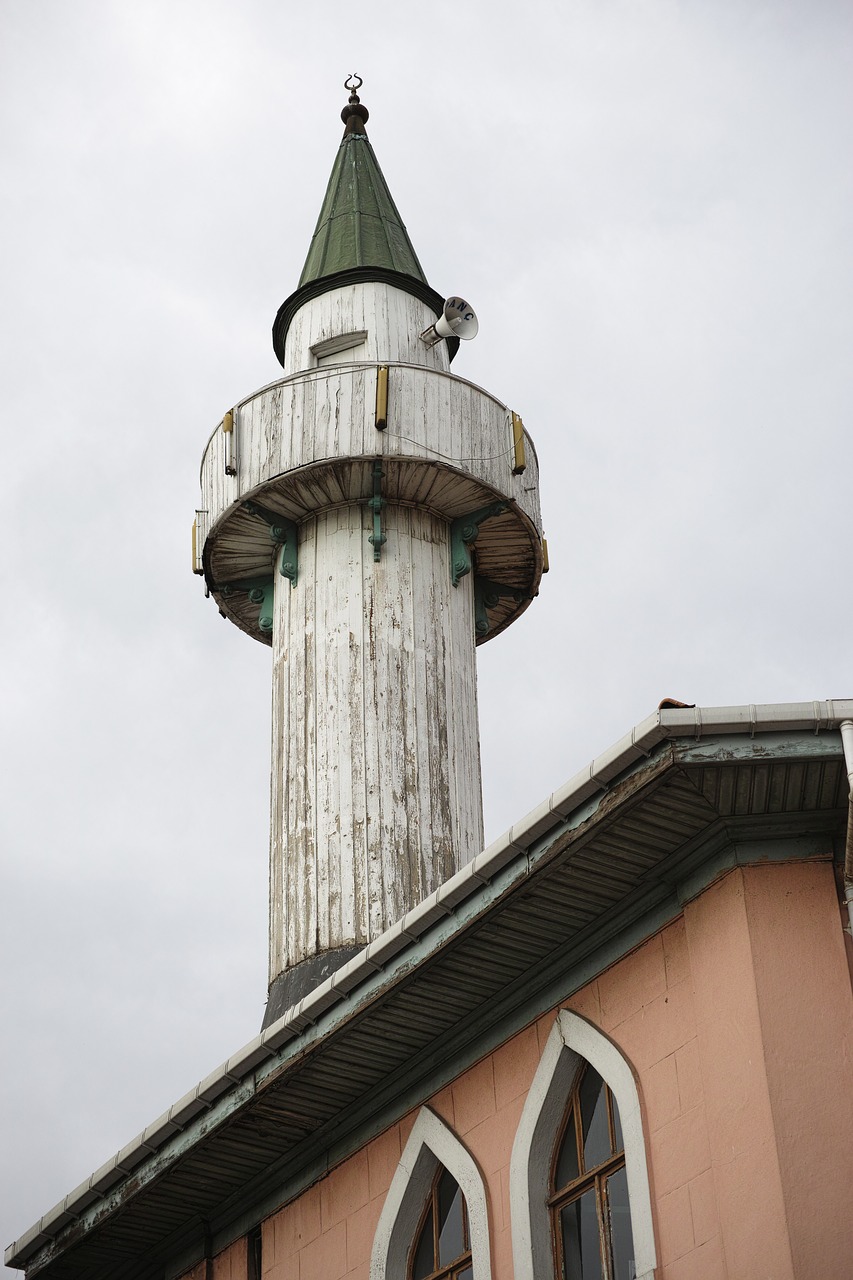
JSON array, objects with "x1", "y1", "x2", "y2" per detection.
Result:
[{"x1": 8, "y1": 698, "x2": 852, "y2": 1275}]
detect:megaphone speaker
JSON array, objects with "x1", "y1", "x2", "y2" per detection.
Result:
[{"x1": 421, "y1": 296, "x2": 479, "y2": 346}]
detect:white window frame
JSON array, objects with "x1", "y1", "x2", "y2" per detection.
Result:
[
  {"x1": 311, "y1": 330, "x2": 369, "y2": 365},
  {"x1": 369, "y1": 1106, "x2": 492, "y2": 1280},
  {"x1": 509, "y1": 1010, "x2": 657, "y2": 1280}
]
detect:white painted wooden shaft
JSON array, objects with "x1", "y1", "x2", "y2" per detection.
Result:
[
  {"x1": 269, "y1": 502, "x2": 483, "y2": 980},
  {"x1": 198, "y1": 280, "x2": 544, "y2": 993}
]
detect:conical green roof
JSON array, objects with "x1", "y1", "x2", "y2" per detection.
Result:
[
  {"x1": 273, "y1": 84, "x2": 455, "y2": 367},
  {"x1": 299, "y1": 122, "x2": 427, "y2": 286}
]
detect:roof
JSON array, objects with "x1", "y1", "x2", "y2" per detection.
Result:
[
  {"x1": 298, "y1": 113, "x2": 426, "y2": 288},
  {"x1": 271, "y1": 86, "x2": 450, "y2": 367},
  {"x1": 7, "y1": 699, "x2": 852, "y2": 1278}
]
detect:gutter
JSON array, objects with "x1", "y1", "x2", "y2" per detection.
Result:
[
  {"x1": 7, "y1": 698, "x2": 853, "y2": 1273},
  {"x1": 839, "y1": 720, "x2": 853, "y2": 935}
]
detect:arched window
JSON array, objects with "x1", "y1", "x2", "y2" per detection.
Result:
[
  {"x1": 370, "y1": 1107, "x2": 491, "y2": 1280},
  {"x1": 509, "y1": 1011, "x2": 656, "y2": 1280},
  {"x1": 550, "y1": 1063, "x2": 634, "y2": 1279},
  {"x1": 409, "y1": 1166, "x2": 473, "y2": 1280}
]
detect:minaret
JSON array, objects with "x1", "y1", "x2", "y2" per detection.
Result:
[{"x1": 194, "y1": 78, "x2": 544, "y2": 1025}]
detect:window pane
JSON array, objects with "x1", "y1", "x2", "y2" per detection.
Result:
[
  {"x1": 560, "y1": 1188, "x2": 604, "y2": 1280},
  {"x1": 579, "y1": 1068, "x2": 611, "y2": 1170},
  {"x1": 411, "y1": 1204, "x2": 434, "y2": 1279},
  {"x1": 437, "y1": 1169, "x2": 466, "y2": 1266},
  {"x1": 607, "y1": 1166, "x2": 636, "y2": 1280},
  {"x1": 555, "y1": 1107, "x2": 580, "y2": 1189},
  {"x1": 456, "y1": 1269, "x2": 473, "y2": 1280}
]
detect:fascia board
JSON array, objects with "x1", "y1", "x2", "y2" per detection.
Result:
[
  {"x1": 297, "y1": 977, "x2": 341, "y2": 1023},
  {"x1": 198, "y1": 1067, "x2": 236, "y2": 1104},
  {"x1": 5, "y1": 1228, "x2": 51, "y2": 1267},
  {"x1": 473, "y1": 830, "x2": 526, "y2": 879},
  {"x1": 61, "y1": 1182, "x2": 101, "y2": 1217},
  {"x1": 262, "y1": 1020, "x2": 298, "y2": 1052},
  {"x1": 509, "y1": 798, "x2": 566, "y2": 846},
  {"x1": 365, "y1": 919, "x2": 411, "y2": 968},
  {"x1": 226, "y1": 1038, "x2": 276, "y2": 1077},
  {"x1": 329, "y1": 954, "x2": 369, "y2": 996},
  {"x1": 438, "y1": 865, "x2": 487, "y2": 911},
  {"x1": 168, "y1": 1090, "x2": 211, "y2": 1127},
  {"x1": 402, "y1": 889, "x2": 454, "y2": 937}
]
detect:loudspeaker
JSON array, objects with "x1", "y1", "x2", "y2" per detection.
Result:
[{"x1": 420, "y1": 296, "x2": 479, "y2": 346}]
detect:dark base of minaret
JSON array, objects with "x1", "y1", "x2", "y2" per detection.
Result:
[{"x1": 261, "y1": 944, "x2": 365, "y2": 1030}]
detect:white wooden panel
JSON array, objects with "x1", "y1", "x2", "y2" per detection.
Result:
[
  {"x1": 282, "y1": 283, "x2": 452, "y2": 377},
  {"x1": 200, "y1": 364, "x2": 541, "y2": 538},
  {"x1": 268, "y1": 503, "x2": 482, "y2": 978},
  {"x1": 197, "y1": 282, "x2": 543, "y2": 990}
]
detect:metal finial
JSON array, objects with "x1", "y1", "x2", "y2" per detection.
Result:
[{"x1": 341, "y1": 75, "x2": 369, "y2": 132}]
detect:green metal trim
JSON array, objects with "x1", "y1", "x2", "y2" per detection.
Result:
[
  {"x1": 450, "y1": 503, "x2": 507, "y2": 586},
  {"x1": 473, "y1": 576, "x2": 526, "y2": 637},
  {"x1": 277, "y1": 541, "x2": 297, "y2": 587},
  {"x1": 217, "y1": 576, "x2": 275, "y2": 633},
  {"x1": 242, "y1": 501, "x2": 298, "y2": 587},
  {"x1": 248, "y1": 582, "x2": 275, "y2": 634},
  {"x1": 270, "y1": 521, "x2": 298, "y2": 587},
  {"x1": 673, "y1": 731, "x2": 844, "y2": 766},
  {"x1": 367, "y1": 460, "x2": 386, "y2": 562}
]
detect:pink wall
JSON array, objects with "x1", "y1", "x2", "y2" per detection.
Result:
[
  {"x1": 260, "y1": 1116, "x2": 413, "y2": 1279},
  {"x1": 570, "y1": 911, "x2": 718, "y2": 1278},
  {"x1": 180, "y1": 1235, "x2": 246, "y2": 1279},
  {"x1": 736, "y1": 863, "x2": 853, "y2": 1275},
  {"x1": 184, "y1": 858, "x2": 853, "y2": 1280}
]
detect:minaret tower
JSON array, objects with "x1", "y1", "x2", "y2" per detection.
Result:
[{"x1": 194, "y1": 79, "x2": 544, "y2": 1024}]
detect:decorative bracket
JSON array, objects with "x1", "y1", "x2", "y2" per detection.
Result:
[
  {"x1": 450, "y1": 502, "x2": 507, "y2": 586},
  {"x1": 474, "y1": 576, "x2": 526, "y2": 638},
  {"x1": 242, "y1": 501, "x2": 298, "y2": 587},
  {"x1": 217, "y1": 575, "x2": 275, "y2": 633},
  {"x1": 367, "y1": 459, "x2": 386, "y2": 562}
]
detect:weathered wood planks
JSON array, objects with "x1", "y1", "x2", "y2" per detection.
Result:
[
  {"x1": 195, "y1": 279, "x2": 545, "y2": 992},
  {"x1": 268, "y1": 505, "x2": 483, "y2": 975}
]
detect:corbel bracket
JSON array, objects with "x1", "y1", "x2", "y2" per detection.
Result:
[
  {"x1": 474, "y1": 576, "x2": 526, "y2": 637},
  {"x1": 450, "y1": 502, "x2": 507, "y2": 586},
  {"x1": 216, "y1": 575, "x2": 275, "y2": 633},
  {"x1": 242, "y1": 501, "x2": 298, "y2": 587},
  {"x1": 367, "y1": 459, "x2": 386, "y2": 562}
]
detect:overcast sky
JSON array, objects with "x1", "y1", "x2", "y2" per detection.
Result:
[{"x1": 2, "y1": 0, "x2": 851, "y2": 1267}]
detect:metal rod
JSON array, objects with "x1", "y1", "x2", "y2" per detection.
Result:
[{"x1": 375, "y1": 365, "x2": 389, "y2": 430}]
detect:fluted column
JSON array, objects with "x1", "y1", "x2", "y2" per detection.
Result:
[{"x1": 268, "y1": 501, "x2": 482, "y2": 996}]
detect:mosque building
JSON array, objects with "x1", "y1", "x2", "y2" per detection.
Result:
[{"x1": 7, "y1": 78, "x2": 853, "y2": 1280}]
